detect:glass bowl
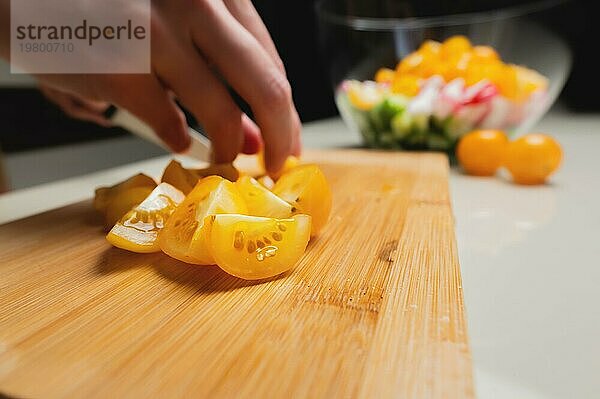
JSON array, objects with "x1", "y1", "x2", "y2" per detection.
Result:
[{"x1": 315, "y1": 0, "x2": 572, "y2": 154}]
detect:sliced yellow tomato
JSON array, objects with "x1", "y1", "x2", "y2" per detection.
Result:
[
  {"x1": 159, "y1": 176, "x2": 247, "y2": 265},
  {"x1": 161, "y1": 159, "x2": 240, "y2": 195},
  {"x1": 94, "y1": 173, "x2": 156, "y2": 213},
  {"x1": 104, "y1": 186, "x2": 155, "y2": 229},
  {"x1": 207, "y1": 214, "x2": 311, "y2": 280},
  {"x1": 236, "y1": 175, "x2": 293, "y2": 218},
  {"x1": 106, "y1": 183, "x2": 184, "y2": 253},
  {"x1": 272, "y1": 164, "x2": 332, "y2": 236}
]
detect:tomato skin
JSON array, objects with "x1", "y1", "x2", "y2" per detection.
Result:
[
  {"x1": 94, "y1": 173, "x2": 156, "y2": 213},
  {"x1": 207, "y1": 214, "x2": 311, "y2": 280},
  {"x1": 161, "y1": 160, "x2": 239, "y2": 195},
  {"x1": 104, "y1": 186, "x2": 155, "y2": 229},
  {"x1": 272, "y1": 164, "x2": 332, "y2": 235},
  {"x1": 504, "y1": 133, "x2": 562, "y2": 185},
  {"x1": 456, "y1": 129, "x2": 509, "y2": 176},
  {"x1": 106, "y1": 183, "x2": 184, "y2": 253}
]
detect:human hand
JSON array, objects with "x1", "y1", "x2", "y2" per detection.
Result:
[
  {"x1": 39, "y1": 85, "x2": 113, "y2": 128},
  {"x1": 35, "y1": 0, "x2": 301, "y2": 174}
]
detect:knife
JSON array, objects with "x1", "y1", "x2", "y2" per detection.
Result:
[{"x1": 104, "y1": 105, "x2": 212, "y2": 162}]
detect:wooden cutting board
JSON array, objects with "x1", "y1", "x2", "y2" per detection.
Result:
[{"x1": 0, "y1": 149, "x2": 474, "y2": 399}]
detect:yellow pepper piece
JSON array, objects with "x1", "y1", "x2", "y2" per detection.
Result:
[
  {"x1": 471, "y1": 45, "x2": 500, "y2": 63},
  {"x1": 514, "y1": 64, "x2": 548, "y2": 95},
  {"x1": 391, "y1": 74, "x2": 421, "y2": 96},
  {"x1": 441, "y1": 35, "x2": 472, "y2": 60},
  {"x1": 396, "y1": 52, "x2": 424, "y2": 76},
  {"x1": 374, "y1": 67, "x2": 395, "y2": 84},
  {"x1": 418, "y1": 40, "x2": 442, "y2": 57}
]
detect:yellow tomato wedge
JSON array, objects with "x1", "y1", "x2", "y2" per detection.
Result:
[
  {"x1": 104, "y1": 186, "x2": 155, "y2": 229},
  {"x1": 236, "y1": 175, "x2": 293, "y2": 218},
  {"x1": 106, "y1": 183, "x2": 184, "y2": 253},
  {"x1": 159, "y1": 176, "x2": 247, "y2": 265},
  {"x1": 272, "y1": 164, "x2": 332, "y2": 235},
  {"x1": 161, "y1": 159, "x2": 240, "y2": 195},
  {"x1": 94, "y1": 173, "x2": 156, "y2": 213},
  {"x1": 207, "y1": 214, "x2": 311, "y2": 280}
]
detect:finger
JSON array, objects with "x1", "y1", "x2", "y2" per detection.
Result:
[
  {"x1": 64, "y1": 103, "x2": 113, "y2": 127},
  {"x1": 40, "y1": 86, "x2": 112, "y2": 127},
  {"x1": 241, "y1": 114, "x2": 262, "y2": 154},
  {"x1": 152, "y1": 32, "x2": 244, "y2": 164},
  {"x1": 69, "y1": 96, "x2": 113, "y2": 126},
  {"x1": 103, "y1": 75, "x2": 190, "y2": 153},
  {"x1": 291, "y1": 122, "x2": 302, "y2": 156},
  {"x1": 190, "y1": 2, "x2": 300, "y2": 174},
  {"x1": 223, "y1": 0, "x2": 286, "y2": 75},
  {"x1": 72, "y1": 96, "x2": 111, "y2": 115}
]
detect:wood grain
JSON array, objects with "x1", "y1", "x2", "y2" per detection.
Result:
[{"x1": 0, "y1": 149, "x2": 474, "y2": 399}]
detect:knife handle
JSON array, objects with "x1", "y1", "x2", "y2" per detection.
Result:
[{"x1": 105, "y1": 105, "x2": 212, "y2": 163}]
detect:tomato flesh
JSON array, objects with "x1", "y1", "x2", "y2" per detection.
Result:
[
  {"x1": 236, "y1": 175, "x2": 293, "y2": 218},
  {"x1": 207, "y1": 214, "x2": 311, "y2": 280},
  {"x1": 104, "y1": 186, "x2": 155, "y2": 229},
  {"x1": 159, "y1": 176, "x2": 247, "y2": 264},
  {"x1": 106, "y1": 183, "x2": 184, "y2": 253}
]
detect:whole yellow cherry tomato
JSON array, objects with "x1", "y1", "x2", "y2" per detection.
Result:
[
  {"x1": 504, "y1": 133, "x2": 562, "y2": 185},
  {"x1": 456, "y1": 129, "x2": 509, "y2": 176}
]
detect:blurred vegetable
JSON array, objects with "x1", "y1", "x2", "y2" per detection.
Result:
[
  {"x1": 338, "y1": 35, "x2": 549, "y2": 152},
  {"x1": 456, "y1": 129, "x2": 509, "y2": 176},
  {"x1": 504, "y1": 133, "x2": 562, "y2": 185}
]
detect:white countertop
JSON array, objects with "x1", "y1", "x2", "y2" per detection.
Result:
[{"x1": 1, "y1": 106, "x2": 599, "y2": 399}]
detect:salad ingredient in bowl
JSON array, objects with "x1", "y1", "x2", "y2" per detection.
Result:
[{"x1": 336, "y1": 35, "x2": 549, "y2": 153}]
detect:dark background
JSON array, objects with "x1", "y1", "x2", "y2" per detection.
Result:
[{"x1": 0, "y1": 0, "x2": 594, "y2": 154}]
